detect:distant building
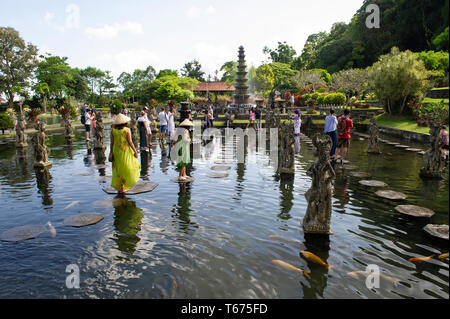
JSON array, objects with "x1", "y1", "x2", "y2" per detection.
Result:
[{"x1": 194, "y1": 82, "x2": 235, "y2": 97}]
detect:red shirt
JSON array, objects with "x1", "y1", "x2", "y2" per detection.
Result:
[{"x1": 337, "y1": 116, "x2": 354, "y2": 139}]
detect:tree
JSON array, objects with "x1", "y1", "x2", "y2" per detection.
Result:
[
  {"x1": 0, "y1": 113, "x2": 14, "y2": 134},
  {"x1": 432, "y1": 27, "x2": 449, "y2": 51},
  {"x1": 181, "y1": 60, "x2": 205, "y2": 81},
  {"x1": 255, "y1": 64, "x2": 274, "y2": 96},
  {"x1": 368, "y1": 47, "x2": 429, "y2": 115},
  {"x1": 33, "y1": 82, "x2": 50, "y2": 113},
  {"x1": 292, "y1": 70, "x2": 325, "y2": 92},
  {"x1": 81, "y1": 67, "x2": 105, "y2": 99},
  {"x1": 270, "y1": 62, "x2": 296, "y2": 91},
  {"x1": 0, "y1": 27, "x2": 38, "y2": 108},
  {"x1": 35, "y1": 54, "x2": 73, "y2": 99},
  {"x1": 263, "y1": 42, "x2": 297, "y2": 65},
  {"x1": 220, "y1": 61, "x2": 238, "y2": 84},
  {"x1": 156, "y1": 69, "x2": 178, "y2": 78},
  {"x1": 331, "y1": 68, "x2": 369, "y2": 102}
]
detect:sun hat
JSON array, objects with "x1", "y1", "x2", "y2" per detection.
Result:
[
  {"x1": 179, "y1": 119, "x2": 194, "y2": 127},
  {"x1": 113, "y1": 113, "x2": 131, "y2": 125}
]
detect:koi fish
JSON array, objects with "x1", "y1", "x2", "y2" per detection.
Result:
[
  {"x1": 409, "y1": 255, "x2": 434, "y2": 263},
  {"x1": 63, "y1": 201, "x2": 79, "y2": 210},
  {"x1": 438, "y1": 253, "x2": 449, "y2": 260},
  {"x1": 271, "y1": 260, "x2": 310, "y2": 279},
  {"x1": 300, "y1": 251, "x2": 330, "y2": 269},
  {"x1": 47, "y1": 221, "x2": 56, "y2": 238}
]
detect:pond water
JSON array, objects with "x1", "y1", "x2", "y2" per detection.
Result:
[{"x1": 0, "y1": 127, "x2": 448, "y2": 299}]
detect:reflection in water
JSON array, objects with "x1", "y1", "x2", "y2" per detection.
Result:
[
  {"x1": 160, "y1": 145, "x2": 170, "y2": 173},
  {"x1": 140, "y1": 151, "x2": 151, "y2": 180},
  {"x1": 301, "y1": 234, "x2": 331, "y2": 299},
  {"x1": 333, "y1": 174, "x2": 350, "y2": 209},
  {"x1": 113, "y1": 196, "x2": 144, "y2": 255},
  {"x1": 35, "y1": 167, "x2": 53, "y2": 206},
  {"x1": 94, "y1": 149, "x2": 106, "y2": 165},
  {"x1": 173, "y1": 182, "x2": 197, "y2": 234},
  {"x1": 278, "y1": 174, "x2": 294, "y2": 220},
  {"x1": 294, "y1": 136, "x2": 301, "y2": 154},
  {"x1": 65, "y1": 141, "x2": 74, "y2": 160}
]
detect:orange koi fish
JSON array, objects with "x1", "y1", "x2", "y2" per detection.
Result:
[
  {"x1": 438, "y1": 253, "x2": 449, "y2": 260},
  {"x1": 409, "y1": 255, "x2": 434, "y2": 263},
  {"x1": 300, "y1": 251, "x2": 330, "y2": 269},
  {"x1": 271, "y1": 260, "x2": 310, "y2": 279}
]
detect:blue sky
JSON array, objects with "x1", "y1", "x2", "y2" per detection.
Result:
[{"x1": 1, "y1": 0, "x2": 364, "y2": 79}]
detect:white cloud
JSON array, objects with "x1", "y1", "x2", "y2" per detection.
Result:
[
  {"x1": 193, "y1": 42, "x2": 235, "y2": 76},
  {"x1": 186, "y1": 5, "x2": 216, "y2": 19},
  {"x1": 101, "y1": 49, "x2": 160, "y2": 76},
  {"x1": 44, "y1": 12, "x2": 54, "y2": 24},
  {"x1": 65, "y1": 4, "x2": 80, "y2": 29},
  {"x1": 85, "y1": 22, "x2": 144, "y2": 40}
]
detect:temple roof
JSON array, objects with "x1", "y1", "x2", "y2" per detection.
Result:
[{"x1": 194, "y1": 82, "x2": 235, "y2": 92}]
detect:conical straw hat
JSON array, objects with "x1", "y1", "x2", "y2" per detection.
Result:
[
  {"x1": 113, "y1": 113, "x2": 131, "y2": 125},
  {"x1": 179, "y1": 119, "x2": 194, "y2": 127}
]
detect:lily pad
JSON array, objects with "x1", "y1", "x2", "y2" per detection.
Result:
[
  {"x1": 423, "y1": 224, "x2": 449, "y2": 240},
  {"x1": 395, "y1": 205, "x2": 435, "y2": 217},
  {"x1": 208, "y1": 172, "x2": 229, "y2": 178},
  {"x1": 375, "y1": 190, "x2": 407, "y2": 200},
  {"x1": 103, "y1": 180, "x2": 159, "y2": 195},
  {"x1": 64, "y1": 213, "x2": 104, "y2": 227},
  {"x1": 0, "y1": 225, "x2": 47, "y2": 242},
  {"x1": 359, "y1": 180, "x2": 388, "y2": 187},
  {"x1": 211, "y1": 166, "x2": 231, "y2": 171}
]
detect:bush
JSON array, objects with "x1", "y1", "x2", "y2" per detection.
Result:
[
  {"x1": 111, "y1": 99, "x2": 123, "y2": 114},
  {"x1": 0, "y1": 113, "x2": 14, "y2": 134},
  {"x1": 317, "y1": 94, "x2": 326, "y2": 105}
]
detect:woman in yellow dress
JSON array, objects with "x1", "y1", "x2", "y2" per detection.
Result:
[{"x1": 109, "y1": 114, "x2": 141, "y2": 194}]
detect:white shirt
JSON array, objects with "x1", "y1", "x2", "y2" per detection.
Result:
[
  {"x1": 85, "y1": 113, "x2": 91, "y2": 125},
  {"x1": 324, "y1": 115, "x2": 338, "y2": 133},
  {"x1": 158, "y1": 112, "x2": 168, "y2": 125},
  {"x1": 167, "y1": 112, "x2": 175, "y2": 133},
  {"x1": 144, "y1": 113, "x2": 151, "y2": 131}
]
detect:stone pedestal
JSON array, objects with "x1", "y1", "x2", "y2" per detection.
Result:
[
  {"x1": 302, "y1": 134, "x2": 335, "y2": 234},
  {"x1": 367, "y1": 117, "x2": 381, "y2": 154},
  {"x1": 15, "y1": 112, "x2": 27, "y2": 148},
  {"x1": 94, "y1": 112, "x2": 106, "y2": 150},
  {"x1": 62, "y1": 113, "x2": 75, "y2": 141},
  {"x1": 278, "y1": 122, "x2": 295, "y2": 175},
  {"x1": 420, "y1": 124, "x2": 446, "y2": 179},
  {"x1": 31, "y1": 121, "x2": 52, "y2": 169}
]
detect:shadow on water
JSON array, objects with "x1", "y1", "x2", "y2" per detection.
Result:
[
  {"x1": 34, "y1": 167, "x2": 53, "y2": 206},
  {"x1": 112, "y1": 196, "x2": 144, "y2": 256},
  {"x1": 171, "y1": 182, "x2": 198, "y2": 235},
  {"x1": 277, "y1": 174, "x2": 295, "y2": 220}
]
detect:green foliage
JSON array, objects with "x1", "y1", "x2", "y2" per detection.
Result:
[
  {"x1": 0, "y1": 113, "x2": 14, "y2": 132},
  {"x1": 220, "y1": 61, "x2": 238, "y2": 84},
  {"x1": 415, "y1": 51, "x2": 449, "y2": 75},
  {"x1": 432, "y1": 27, "x2": 449, "y2": 51},
  {"x1": 332, "y1": 68, "x2": 369, "y2": 100},
  {"x1": 317, "y1": 94, "x2": 326, "y2": 105},
  {"x1": 414, "y1": 100, "x2": 449, "y2": 126},
  {"x1": 369, "y1": 47, "x2": 429, "y2": 115},
  {"x1": 180, "y1": 60, "x2": 205, "y2": 81},
  {"x1": 173, "y1": 89, "x2": 194, "y2": 102},
  {"x1": 255, "y1": 64, "x2": 275, "y2": 95},
  {"x1": 157, "y1": 69, "x2": 178, "y2": 78},
  {"x1": 322, "y1": 92, "x2": 347, "y2": 105},
  {"x1": 310, "y1": 69, "x2": 332, "y2": 84},
  {"x1": 270, "y1": 62, "x2": 295, "y2": 91},
  {"x1": 112, "y1": 99, "x2": 123, "y2": 113},
  {"x1": 263, "y1": 42, "x2": 297, "y2": 64}
]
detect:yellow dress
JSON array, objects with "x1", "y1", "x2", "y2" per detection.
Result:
[{"x1": 111, "y1": 127, "x2": 140, "y2": 191}]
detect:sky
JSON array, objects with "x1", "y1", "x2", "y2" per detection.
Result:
[{"x1": 1, "y1": 0, "x2": 364, "y2": 80}]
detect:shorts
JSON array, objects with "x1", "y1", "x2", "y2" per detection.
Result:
[
  {"x1": 160, "y1": 125, "x2": 167, "y2": 134},
  {"x1": 442, "y1": 145, "x2": 449, "y2": 150},
  {"x1": 85, "y1": 124, "x2": 91, "y2": 132},
  {"x1": 337, "y1": 138, "x2": 350, "y2": 148}
]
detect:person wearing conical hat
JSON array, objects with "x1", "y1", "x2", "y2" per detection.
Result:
[
  {"x1": 109, "y1": 114, "x2": 141, "y2": 194},
  {"x1": 172, "y1": 119, "x2": 193, "y2": 181}
]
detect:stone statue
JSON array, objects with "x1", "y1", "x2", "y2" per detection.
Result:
[
  {"x1": 31, "y1": 121, "x2": 52, "y2": 168},
  {"x1": 302, "y1": 134, "x2": 336, "y2": 234},
  {"x1": 420, "y1": 124, "x2": 446, "y2": 179},
  {"x1": 367, "y1": 117, "x2": 381, "y2": 154},
  {"x1": 94, "y1": 112, "x2": 105, "y2": 150},
  {"x1": 15, "y1": 111, "x2": 27, "y2": 148},
  {"x1": 278, "y1": 122, "x2": 295, "y2": 174},
  {"x1": 62, "y1": 112, "x2": 74, "y2": 141},
  {"x1": 129, "y1": 112, "x2": 139, "y2": 145}
]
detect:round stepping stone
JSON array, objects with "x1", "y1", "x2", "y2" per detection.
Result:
[
  {"x1": 103, "y1": 180, "x2": 159, "y2": 195},
  {"x1": 0, "y1": 225, "x2": 47, "y2": 242},
  {"x1": 394, "y1": 145, "x2": 409, "y2": 149},
  {"x1": 64, "y1": 213, "x2": 104, "y2": 227},
  {"x1": 214, "y1": 160, "x2": 233, "y2": 165},
  {"x1": 386, "y1": 142, "x2": 400, "y2": 146},
  {"x1": 171, "y1": 176, "x2": 195, "y2": 183},
  {"x1": 208, "y1": 172, "x2": 229, "y2": 178},
  {"x1": 359, "y1": 180, "x2": 388, "y2": 187},
  {"x1": 375, "y1": 190, "x2": 407, "y2": 200},
  {"x1": 406, "y1": 148, "x2": 422, "y2": 152},
  {"x1": 211, "y1": 165, "x2": 232, "y2": 171},
  {"x1": 351, "y1": 172, "x2": 372, "y2": 178},
  {"x1": 343, "y1": 165, "x2": 358, "y2": 170},
  {"x1": 423, "y1": 224, "x2": 449, "y2": 240},
  {"x1": 394, "y1": 205, "x2": 435, "y2": 217}
]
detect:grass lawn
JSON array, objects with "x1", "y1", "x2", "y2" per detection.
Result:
[
  {"x1": 361, "y1": 113, "x2": 430, "y2": 134},
  {"x1": 423, "y1": 97, "x2": 449, "y2": 104},
  {"x1": 431, "y1": 87, "x2": 449, "y2": 91}
]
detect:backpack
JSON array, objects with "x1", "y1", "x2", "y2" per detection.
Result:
[
  {"x1": 80, "y1": 113, "x2": 86, "y2": 125},
  {"x1": 337, "y1": 117, "x2": 347, "y2": 136}
]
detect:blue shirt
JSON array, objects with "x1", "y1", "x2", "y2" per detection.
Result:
[{"x1": 324, "y1": 115, "x2": 338, "y2": 133}]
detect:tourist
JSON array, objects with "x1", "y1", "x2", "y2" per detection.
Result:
[
  {"x1": 167, "y1": 106, "x2": 176, "y2": 147},
  {"x1": 143, "y1": 106, "x2": 153, "y2": 148},
  {"x1": 82, "y1": 103, "x2": 87, "y2": 114},
  {"x1": 441, "y1": 125, "x2": 449, "y2": 161},
  {"x1": 201, "y1": 109, "x2": 209, "y2": 130},
  {"x1": 84, "y1": 109, "x2": 95, "y2": 151},
  {"x1": 138, "y1": 111, "x2": 150, "y2": 152},
  {"x1": 173, "y1": 119, "x2": 193, "y2": 181},
  {"x1": 246, "y1": 107, "x2": 257, "y2": 130},
  {"x1": 208, "y1": 105, "x2": 214, "y2": 128},
  {"x1": 108, "y1": 114, "x2": 140, "y2": 194},
  {"x1": 291, "y1": 109, "x2": 302, "y2": 135},
  {"x1": 121, "y1": 106, "x2": 128, "y2": 116},
  {"x1": 158, "y1": 107, "x2": 168, "y2": 141},
  {"x1": 324, "y1": 109, "x2": 338, "y2": 161},
  {"x1": 91, "y1": 109, "x2": 97, "y2": 132},
  {"x1": 255, "y1": 106, "x2": 262, "y2": 130},
  {"x1": 335, "y1": 109, "x2": 354, "y2": 164},
  {"x1": 290, "y1": 94, "x2": 295, "y2": 108}
]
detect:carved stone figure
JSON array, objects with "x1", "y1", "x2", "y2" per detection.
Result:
[
  {"x1": 62, "y1": 112, "x2": 74, "y2": 141},
  {"x1": 129, "y1": 112, "x2": 139, "y2": 145},
  {"x1": 31, "y1": 121, "x2": 52, "y2": 168},
  {"x1": 15, "y1": 111, "x2": 27, "y2": 148},
  {"x1": 302, "y1": 134, "x2": 336, "y2": 234},
  {"x1": 367, "y1": 117, "x2": 381, "y2": 154},
  {"x1": 277, "y1": 122, "x2": 295, "y2": 174},
  {"x1": 420, "y1": 124, "x2": 446, "y2": 179},
  {"x1": 94, "y1": 112, "x2": 105, "y2": 150}
]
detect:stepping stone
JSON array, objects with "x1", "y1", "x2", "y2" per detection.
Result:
[
  {"x1": 171, "y1": 176, "x2": 195, "y2": 183},
  {"x1": 64, "y1": 213, "x2": 104, "y2": 227},
  {"x1": 375, "y1": 190, "x2": 407, "y2": 200},
  {"x1": 406, "y1": 148, "x2": 422, "y2": 152},
  {"x1": 351, "y1": 172, "x2": 372, "y2": 178},
  {"x1": 359, "y1": 138, "x2": 365, "y2": 141},
  {"x1": 423, "y1": 224, "x2": 449, "y2": 240},
  {"x1": 394, "y1": 145, "x2": 410, "y2": 149},
  {"x1": 208, "y1": 172, "x2": 229, "y2": 178},
  {"x1": 359, "y1": 180, "x2": 388, "y2": 187},
  {"x1": 211, "y1": 165, "x2": 231, "y2": 171},
  {"x1": 417, "y1": 151, "x2": 426, "y2": 155},
  {"x1": 103, "y1": 180, "x2": 159, "y2": 195},
  {"x1": 214, "y1": 160, "x2": 233, "y2": 165},
  {"x1": 386, "y1": 142, "x2": 400, "y2": 146},
  {"x1": 0, "y1": 225, "x2": 47, "y2": 242},
  {"x1": 394, "y1": 205, "x2": 435, "y2": 217},
  {"x1": 343, "y1": 165, "x2": 358, "y2": 170}
]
